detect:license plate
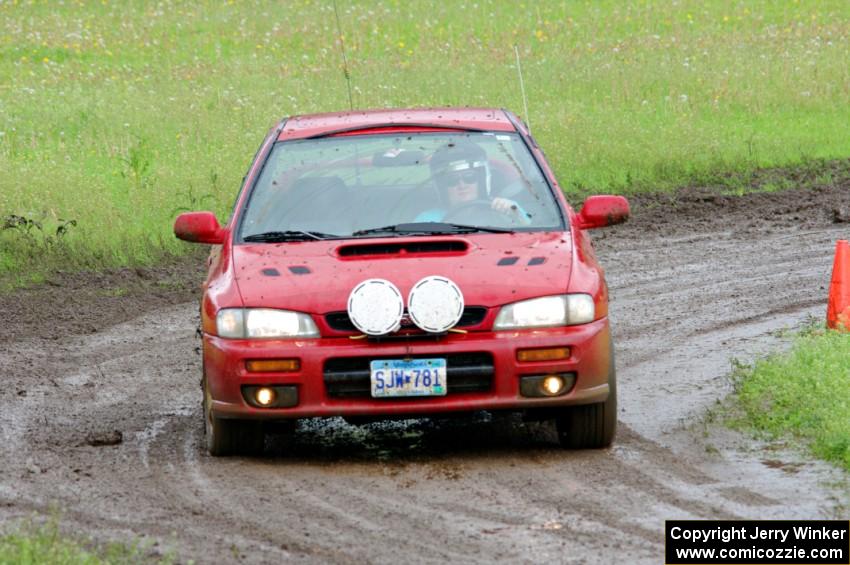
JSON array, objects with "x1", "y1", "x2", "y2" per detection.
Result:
[{"x1": 370, "y1": 358, "x2": 447, "y2": 398}]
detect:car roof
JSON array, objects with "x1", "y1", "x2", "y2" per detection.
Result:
[{"x1": 277, "y1": 107, "x2": 519, "y2": 141}]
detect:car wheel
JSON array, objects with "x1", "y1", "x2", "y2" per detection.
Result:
[
  {"x1": 203, "y1": 374, "x2": 264, "y2": 457},
  {"x1": 556, "y1": 340, "x2": 617, "y2": 449}
]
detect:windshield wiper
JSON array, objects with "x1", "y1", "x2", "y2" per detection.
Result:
[
  {"x1": 350, "y1": 224, "x2": 409, "y2": 236},
  {"x1": 243, "y1": 230, "x2": 337, "y2": 242},
  {"x1": 431, "y1": 222, "x2": 515, "y2": 234},
  {"x1": 352, "y1": 222, "x2": 514, "y2": 237}
]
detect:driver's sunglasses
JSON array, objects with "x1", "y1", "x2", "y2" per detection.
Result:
[{"x1": 436, "y1": 168, "x2": 479, "y2": 189}]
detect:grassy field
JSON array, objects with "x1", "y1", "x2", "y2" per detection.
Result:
[
  {"x1": 731, "y1": 328, "x2": 850, "y2": 472},
  {"x1": 1, "y1": 0, "x2": 850, "y2": 281}
]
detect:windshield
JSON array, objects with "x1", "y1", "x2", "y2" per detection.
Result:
[{"x1": 238, "y1": 132, "x2": 564, "y2": 240}]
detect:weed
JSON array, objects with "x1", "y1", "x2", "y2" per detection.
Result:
[
  {"x1": 2, "y1": 214, "x2": 77, "y2": 248},
  {"x1": 171, "y1": 185, "x2": 215, "y2": 216},
  {"x1": 0, "y1": 214, "x2": 80, "y2": 280},
  {"x1": 56, "y1": 219, "x2": 77, "y2": 238},
  {"x1": 2, "y1": 214, "x2": 42, "y2": 235},
  {"x1": 119, "y1": 137, "x2": 153, "y2": 193}
]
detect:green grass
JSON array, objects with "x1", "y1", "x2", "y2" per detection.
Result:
[
  {"x1": 0, "y1": 516, "x2": 170, "y2": 565},
  {"x1": 731, "y1": 329, "x2": 850, "y2": 472},
  {"x1": 2, "y1": 0, "x2": 850, "y2": 279}
]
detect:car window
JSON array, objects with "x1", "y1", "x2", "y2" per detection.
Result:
[{"x1": 238, "y1": 132, "x2": 564, "y2": 239}]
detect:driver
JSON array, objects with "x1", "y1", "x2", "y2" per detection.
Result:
[{"x1": 416, "y1": 140, "x2": 529, "y2": 225}]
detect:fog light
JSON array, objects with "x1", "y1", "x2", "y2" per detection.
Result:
[
  {"x1": 517, "y1": 347, "x2": 570, "y2": 362},
  {"x1": 541, "y1": 375, "x2": 565, "y2": 396},
  {"x1": 241, "y1": 385, "x2": 299, "y2": 409},
  {"x1": 246, "y1": 359, "x2": 300, "y2": 372},
  {"x1": 519, "y1": 373, "x2": 575, "y2": 398},
  {"x1": 255, "y1": 387, "x2": 276, "y2": 406}
]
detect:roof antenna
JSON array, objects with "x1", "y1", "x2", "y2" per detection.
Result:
[
  {"x1": 514, "y1": 45, "x2": 531, "y2": 134},
  {"x1": 332, "y1": 0, "x2": 354, "y2": 111}
]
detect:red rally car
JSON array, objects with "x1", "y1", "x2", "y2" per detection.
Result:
[{"x1": 174, "y1": 107, "x2": 629, "y2": 456}]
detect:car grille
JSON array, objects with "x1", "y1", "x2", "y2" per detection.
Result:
[
  {"x1": 323, "y1": 352, "x2": 494, "y2": 398},
  {"x1": 325, "y1": 307, "x2": 488, "y2": 333}
]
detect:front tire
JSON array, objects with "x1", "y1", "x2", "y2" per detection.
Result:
[
  {"x1": 203, "y1": 374, "x2": 264, "y2": 456},
  {"x1": 556, "y1": 341, "x2": 617, "y2": 449}
]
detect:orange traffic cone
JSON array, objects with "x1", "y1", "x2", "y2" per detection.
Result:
[{"x1": 827, "y1": 240, "x2": 850, "y2": 330}]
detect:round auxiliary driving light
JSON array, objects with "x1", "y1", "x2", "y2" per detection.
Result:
[
  {"x1": 347, "y1": 279, "x2": 404, "y2": 336},
  {"x1": 407, "y1": 276, "x2": 465, "y2": 333}
]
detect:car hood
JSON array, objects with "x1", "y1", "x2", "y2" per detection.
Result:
[{"x1": 231, "y1": 232, "x2": 572, "y2": 313}]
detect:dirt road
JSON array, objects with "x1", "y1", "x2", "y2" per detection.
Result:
[{"x1": 1, "y1": 180, "x2": 848, "y2": 563}]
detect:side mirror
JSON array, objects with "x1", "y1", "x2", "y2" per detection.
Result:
[
  {"x1": 174, "y1": 212, "x2": 225, "y2": 244},
  {"x1": 577, "y1": 195, "x2": 630, "y2": 230}
]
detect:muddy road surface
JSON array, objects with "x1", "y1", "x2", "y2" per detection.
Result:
[{"x1": 1, "y1": 181, "x2": 849, "y2": 563}]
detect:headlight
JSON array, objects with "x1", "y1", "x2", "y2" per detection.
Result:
[
  {"x1": 493, "y1": 294, "x2": 595, "y2": 329},
  {"x1": 216, "y1": 308, "x2": 319, "y2": 339}
]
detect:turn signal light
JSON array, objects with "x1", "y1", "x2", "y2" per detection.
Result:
[
  {"x1": 246, "y1": 359, "x2": 300, "y2": 372},
  {"x1": 517, "y1": 347, "x2": 570, "y2": 362}
]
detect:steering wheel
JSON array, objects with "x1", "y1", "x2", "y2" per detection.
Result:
[{"x1": 442, "y1": 199, "x2": 514, "y2": 226}]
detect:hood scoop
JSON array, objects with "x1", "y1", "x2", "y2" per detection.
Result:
[{"x1": 337, "y1": 240, "x2": 468, "y2": 258}]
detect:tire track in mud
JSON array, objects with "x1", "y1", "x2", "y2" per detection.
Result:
[{"x1": 2, "y1": 190, "x2": 850, "y2": 563}]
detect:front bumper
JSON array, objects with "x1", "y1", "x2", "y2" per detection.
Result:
[{"x1": 204, "y1": 318, "x2": 612, "y2": 420}]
